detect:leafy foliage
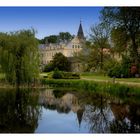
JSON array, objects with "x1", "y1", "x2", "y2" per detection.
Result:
[
  {"x1": 50, "y1": 69, "x2": 80, "y2": 79},
  {"x1": 89, "y1": 23, "x2": 110, "y2": 70},
  {"x1": 103, "y1": 58, "x2": 119, "y2": 74},
  {"x1": 44, "y1": 62, "x2": 54, "y2": 72},
  {"x1": 100, "y1": 7, "x2": 140, "y2": 71},
  {"x1": 62, "y1": 72, "x2": 80, "y2": 79},
  {"x1": 107, "y1": 56, "x2": 131, "y2": 78},
  {"x1": 107, "y1": 63, "x2": 123, "y2": 78},
  {"x1": 46, "y1": 35, "x2": 58, "y2": 43},
  {"x1": 0, "y1": 29, "x2": 40, "y2": 86},
  {"x1": 111, "y1": 27, "x2": 129, "y2": 54},
  {"x1": 38, "y1": 32, "x2": 73, "y2": 44},
  {"x1": 75, "y1": 23, "x2": 111, "y2": 72},
  {"x1": 59, "y1": 32, "x2": 73, "y2": 42},
  {"x1": 52, "y1": 68, "x2": 63, "y2": 79},
  {"x1": 51, "y1": 52, "x2": 71, "y2": 71},
  {"x1": 42, "y1": 79, "x2": 140, "y2": 96},
  {"x1": 75, "y1": 43, "x2": 111, "y2": 72},
  {"x1": 44, "y1": 53, "x2": 71, "y2": 72}
]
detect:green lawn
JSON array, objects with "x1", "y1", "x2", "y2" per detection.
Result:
[
  {"x1": 40, "y1": 72, "x2": 140, "y2": 84},
  {"x1": 1, "y1": 72, "x2": 139, "y2": 84},
  {"x1": 81, "y1": 73, "x2": 110, "y2": 80},
  {"x1": 81, "y1": 72, "x2": 140, "y2": 83}
]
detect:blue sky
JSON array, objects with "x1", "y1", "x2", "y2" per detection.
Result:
[{"x1": 0, "y1": 7, "x2": 102, "y2": 39}]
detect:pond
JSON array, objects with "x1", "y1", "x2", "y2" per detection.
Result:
[{"x1": 0, "y1": 88, "x2": 140, "y2": 133}]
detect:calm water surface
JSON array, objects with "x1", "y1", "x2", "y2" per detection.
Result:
[{"x1": 0, "y1": 88, "x2": 140, "y2": 133}]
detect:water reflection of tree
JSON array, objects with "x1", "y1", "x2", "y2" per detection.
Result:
[
  {"x1": 78, "y1": 92, "x2": 140, "y2": 133},
  {"x1": 110, "y1": 103, "x2": 140, "y2": 133},
  {"x1": 0, "y1": 88, "x2": 41, "y2": 133},
  {"x1": 82, "y1": 94, "x2": 112, "y2": 133}
]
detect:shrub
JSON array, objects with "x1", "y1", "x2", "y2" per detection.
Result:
[
  {"x1": 107, "y1": 56, "x2": 131, "y2": 78},
  {"x1": 121, "y1": 56, "x2": 131, "y2": 78},
  {"x1": 62, "y1": 72, "x2": 80, "y2": 79},
  {"x1": 48, "y1": 70, "x2": 80, "y2": 79},
  {"x1": 44, "y1": 63, "x2": 54, "y2": 72},
  {"x1": 108, "y1": 64, "x2": 122, "y2": 78},
  {"x1": 103, "y1": 58, "x2": 118, "y2": 74},
  {"x1": 52, "y1": 69, "x2": 63, "y2": 79}
]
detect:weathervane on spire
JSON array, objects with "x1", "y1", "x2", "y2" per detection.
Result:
[{"x1": 80, "y1": 18, "x2": 82, "y2": 24}]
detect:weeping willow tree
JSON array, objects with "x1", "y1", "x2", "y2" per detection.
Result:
[{"x1": 0, "y1": 29, "x2": 40, "y2": 87}]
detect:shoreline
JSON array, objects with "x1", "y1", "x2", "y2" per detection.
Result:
[{"x1": 1, "y1": 78, "x2": 140, "y2": 88}]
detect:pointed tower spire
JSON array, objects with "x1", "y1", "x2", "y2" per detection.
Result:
[{"x1": 77, "y1": 20, "x2": 84, "y2": 40}]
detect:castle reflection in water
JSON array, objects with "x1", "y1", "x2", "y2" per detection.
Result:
[
  {"x1": 38, "y1": 89, "x2": 84, "y2": 127},
  {"x1": 0, "y1": 88, "x2": 140, "y2": 133},
  {"x1": 38, "y1": 89, "x2": 140, "y2": 133}
]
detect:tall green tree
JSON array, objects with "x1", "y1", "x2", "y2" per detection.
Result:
[
  {"x1": 111, "y1": 27, "x2": 129, "y2": 55},
  {"x1": 100, "y1": 7, "x2": 140, "y2": 70},
  {"x1": 89, "y1": 23, "x2": 110, "y2": 70},
  {"x1": 74, "y1": 41, "x2": 110, "y2": 72},
  {"x1": 0, "y1": 29, "x2": 40, "y2": 87},
  {"x1": 51, "y1": 52, "x2": 71, "y2": 71}
]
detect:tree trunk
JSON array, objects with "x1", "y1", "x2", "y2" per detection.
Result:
[
  {"x1": 130, "y1": 34, "x2": 140, "y2": 73},
  {"x1": 100, "y1": 48, "x2": 103, "y2": 70}
]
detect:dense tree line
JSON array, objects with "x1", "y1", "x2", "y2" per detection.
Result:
[
  {"x1": 100, "y1": 7, "x2": 140, "y2": 74},
  {"x1": 75, "y1": 7, "x2": 140, "y2": 77},
  {"x1": 38, "y1": 32, "x2": 73, "y2": 44}
]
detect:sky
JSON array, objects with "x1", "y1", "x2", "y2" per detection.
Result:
[{"x1": 0, "y1": 7, "x2": 102, "y2": 39}]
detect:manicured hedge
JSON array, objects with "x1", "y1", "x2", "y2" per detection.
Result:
[{"x1": 46, "y1": 70, "x2": 80, "y2": 79}]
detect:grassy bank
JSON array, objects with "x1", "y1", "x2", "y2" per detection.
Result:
[
  {"x1": 40, "y1": 72, "x2": 140, "y2": 84},
  {"x1": 81, "y1": 72, "x2": 140, "y2": 83},
  {"x1": 42, "y1": 79, "x2": 140, "y2": 96}
]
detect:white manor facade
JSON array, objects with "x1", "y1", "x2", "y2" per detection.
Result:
[{"x1": 39, "y1": 22, "x2": 85, "y2": 71}]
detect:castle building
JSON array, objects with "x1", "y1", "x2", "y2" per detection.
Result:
[{"x1": 39, "y1": 22, "x2": 85, "y2": 71}]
